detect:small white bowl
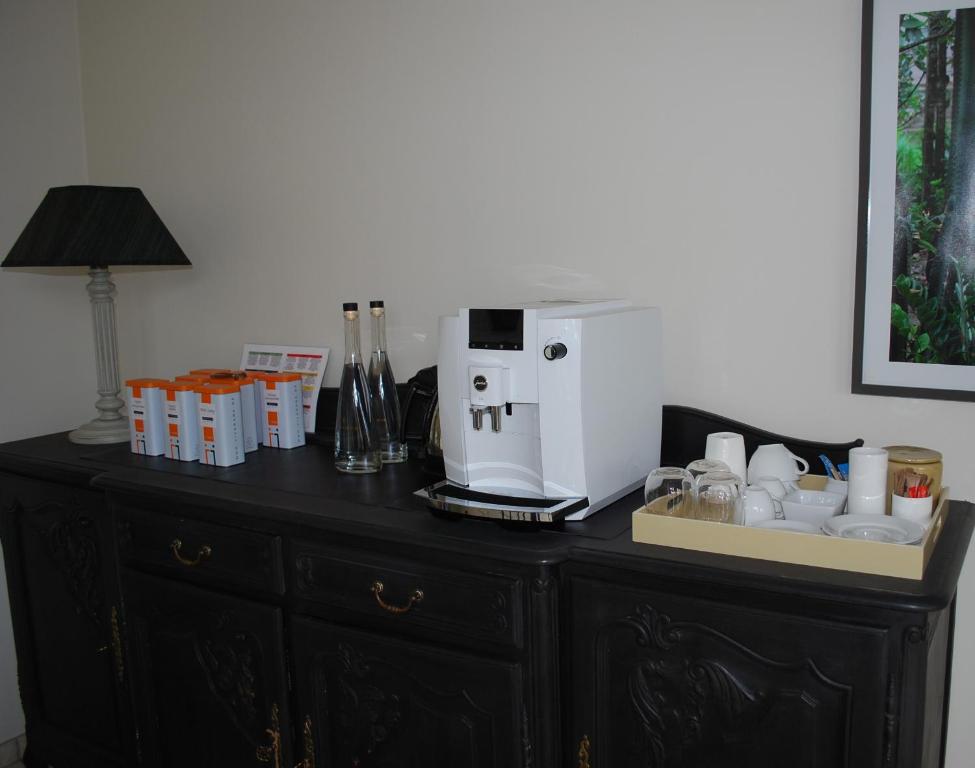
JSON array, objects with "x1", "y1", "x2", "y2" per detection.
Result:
[
  {"x1": 781, "y1": 490, "x2": 846, "y2": 528},
  {"x1": 824, "y1": 478, "x2": 848, "y2": 496}
]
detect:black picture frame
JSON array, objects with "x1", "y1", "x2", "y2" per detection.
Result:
[{"x1": 852, "y1": 0, "x2": 975, "y2": 402}]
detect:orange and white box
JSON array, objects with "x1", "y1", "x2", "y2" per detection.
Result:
[
  {"x1": 175, "y1": 375, "x2": 211, "y2": 424},
  {"x1": 160, "y1": 382, "x2": 201, "y2": 461},
  {"x1": 210, "y1": 372, "x2": 259, "y2": 451},
  {"x1": 125, "y1": 378, "x2": 168, "y2": 456},
  {"x1": 248, "y1": 372, "x2": 271, "y2": 441},
  {"x1": 262, "y1": 373, "x2": 305, "y2": 449},
  {"x1": 194, "y1": 382, "x2": 245, "y2": 467},
  {"x1": 244, "y1": 375, "x2": 263, "y2": 445},
  {"x1": 175, "y1": 373, "x2": 210, "y2": 446}
]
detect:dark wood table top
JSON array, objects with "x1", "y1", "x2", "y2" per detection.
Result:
[{"x1": 1, "y1": 432, "x2": 970, "y2": 612}]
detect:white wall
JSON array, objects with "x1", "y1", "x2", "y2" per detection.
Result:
[
  {"x1": 64, "y1": 0, "x2": 975, "y2": 763},
  {"x1": 0, "y1": 0, "x2": 90, "y2": 743}
]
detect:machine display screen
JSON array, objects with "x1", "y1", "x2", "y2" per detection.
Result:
[{"x1": 468, "y1": 309, "x2": 523, "y2": 350}]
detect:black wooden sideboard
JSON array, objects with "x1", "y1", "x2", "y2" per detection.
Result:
[{"x1": 0, "y1": 423, "x2": 971, "y2": 768}]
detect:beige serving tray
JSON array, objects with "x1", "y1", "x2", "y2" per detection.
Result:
[{"x1": 631, "y1": 478, "x2": 948, "y2": 580}]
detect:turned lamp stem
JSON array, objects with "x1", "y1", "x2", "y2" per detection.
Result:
[{"x1": 69, "y1": 266, "x2": 129, "y2": 444}]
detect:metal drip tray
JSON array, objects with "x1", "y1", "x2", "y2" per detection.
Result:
[{"x1": 414, "y1": 480, "x2": 588, "y2": 523}]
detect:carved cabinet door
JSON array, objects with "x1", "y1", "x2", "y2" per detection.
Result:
[
  {"x1": 567, "y1": 576, "x2": 890, "y2": 768},
  {"x1": 0, "y1": 474, "x2": 130, "y2": 767},
  {"x1": 290, "y1": 616, "x2": 526, "y2": 768},
  {"x1": 120, "y1": 570, "x2": 292, "y2": 768}
]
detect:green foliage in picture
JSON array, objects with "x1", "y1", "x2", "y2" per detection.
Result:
[
  {"x1": 890, "y1": 8, "x2": 975, "y2": 366},
  {"x1": 891, "y1": 258, "x2": 975, "y2": 364}
]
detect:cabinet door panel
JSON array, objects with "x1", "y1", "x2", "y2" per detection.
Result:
[
  {"x1": 0, "y1": 475, "x2": 126, "y2": 764},
  {"x1": 568, "y1": 577, "x2": 888, "y2": 768},
  {"x1": 121, "y1": 571, "x2": 291, "y2": 768},
  {"x1": 291, "y1": 616, "x2": 524, "y2": 768}
]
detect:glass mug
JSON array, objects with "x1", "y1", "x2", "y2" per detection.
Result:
[
  {"x1": 695, "y1": 470, "x2": 744, "y2": 524},
  {"x1": 644, "y1": 467, "x2": 695, "y2": 517},
  {"x1": 686, "y1": 458, "x2": 730, "y2": 480}
]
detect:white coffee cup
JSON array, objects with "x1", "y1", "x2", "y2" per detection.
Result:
[
  {"x1": 746, "y1": 444, "x2": 809, "y2": 485},
  {"x1": 753, "y1": 476, "x2": 788, "y2": 500},
  {"x1": 752, "y1": 476, "x2": 788, "y2": 518},
  {"x1": 705, "y1": 432, "x2": 747, "y2": 485},
  {"x1": 742, "y1": 485, "x2": 776, "y2": 526},
  {"x1": 847, "y1": 447, "x2": 888, "y2": 516}
]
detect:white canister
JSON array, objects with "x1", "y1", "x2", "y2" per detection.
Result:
[
  {"x1": 248, "y1": 372, "x2": 271, "y2": 443},
  {"x1": 263, "y1": 373, "x2": 305, "y2": 449},
  {"x1": 174, "y1": 375, "x2": 211, "y2": 445},
  {"x1": 194, "y1": 382, "x2": 245, "y2": 467},
  {"x1": 125, "y1": 378, "x2": 169, "y2": 456},
  {"x1": 238, "y1": 378, "x2": 259, "y2": 452},
  {"x1": 210, "y1": 372, "x2": 259, "y2": 452},
  {"x1": 847, "y1": 447, "x2": 888, "y2": 515},
  {"x1": 160, "y1": 382, "x2": 201, "y2": 462}
]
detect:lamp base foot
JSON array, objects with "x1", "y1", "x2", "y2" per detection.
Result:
[{"x1": 69, "y1": 417, "x2": 130, "y2": 445}]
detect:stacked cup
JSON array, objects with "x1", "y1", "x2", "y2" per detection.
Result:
[{"x1": 847, "y1": 447, "x2": 889, "y2": 515}]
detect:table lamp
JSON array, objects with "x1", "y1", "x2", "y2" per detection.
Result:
[{"x1": 1, "y1": 186, "x2": 191, "y2": 444}]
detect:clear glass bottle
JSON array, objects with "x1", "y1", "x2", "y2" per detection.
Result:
[
  {"x1": 368, "y1": 300, "x2": 408, "y2": 463},
  {"x1": 334, "y1": 302, "x2": 381, "y2": 473}
]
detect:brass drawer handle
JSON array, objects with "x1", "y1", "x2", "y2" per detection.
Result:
[
  {"x1": 170, "y1": 538, "x2": 212, "y2": 567},
  {"x1": 371, "y1": 580, "x2": 423, "y2": 615}
]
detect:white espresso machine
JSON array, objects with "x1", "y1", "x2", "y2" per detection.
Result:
[{"x1": 415, "y1": 301, "x2": 662, "y2": 522}]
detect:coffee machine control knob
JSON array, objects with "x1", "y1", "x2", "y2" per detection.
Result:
[{"x1": 543, "y1": 343, "x2": 567, "y2": 361}]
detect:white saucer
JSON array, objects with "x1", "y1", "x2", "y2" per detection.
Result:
[
  {"x1": 753, "y1": 519, "x2": 820, "y2": 535},
  {"x1": 821, "y1": 514, "x2": 924, "y2": 544}
]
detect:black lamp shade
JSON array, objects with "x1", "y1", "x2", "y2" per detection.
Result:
[{"x1": 2, "y1": 186, "x2": 190, "y2": 268}]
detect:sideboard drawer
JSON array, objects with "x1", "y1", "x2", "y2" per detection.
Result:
[
  {"x1": 293, "y1": 543, "x2": 523, "y2": 649},
  {"x1": 116, "y1": 506, "x2": 284, "y2": 594}
]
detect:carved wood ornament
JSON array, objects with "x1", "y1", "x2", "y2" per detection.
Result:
[
  {"x1": 337, "y1": 642, "x2": 403, "y2": 761},
  {"x1": 614, "y1": 603, "x2": 850, "y2": 768},
  {"x1": 197, "y1": 610, "x2": 261, "y2": 731},
  {"x1": 28, "y1": 500, "x2": 104, "y2": 626}
]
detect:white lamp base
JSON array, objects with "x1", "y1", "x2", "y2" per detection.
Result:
[
  {"x1": 68, "y1": 267, "x2": 130, "y2": 445},
  {"x1": 70, "y1": 416, "x2": 130, "y2": 445}
]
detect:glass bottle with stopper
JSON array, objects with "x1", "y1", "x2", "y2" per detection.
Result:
[
  {"x1": 335, "y1": 302, "x2": 381, "y2": 473},
  {"x1": 368, "y1": 300, "x2": 408, "y2": 463}
]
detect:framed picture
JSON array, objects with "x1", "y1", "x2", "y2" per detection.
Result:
[{"x1": 853, "y1": 0, "x2": 975, "y2": 401}]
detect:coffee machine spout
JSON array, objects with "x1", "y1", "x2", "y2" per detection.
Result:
[
  {"x1": 489, "y1": 405, "x2": 502, "y2": 432},
  {"x1": 470, "y1": 407, "x2": 484, "y2": 431}
]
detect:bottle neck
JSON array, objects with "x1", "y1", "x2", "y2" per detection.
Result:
[
  {"x1": 344, "y1": 311, "x2": 362, "y2": 364},
  {"x1": 370, "y1": 309, "x2": 386, "y2": 354}
]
